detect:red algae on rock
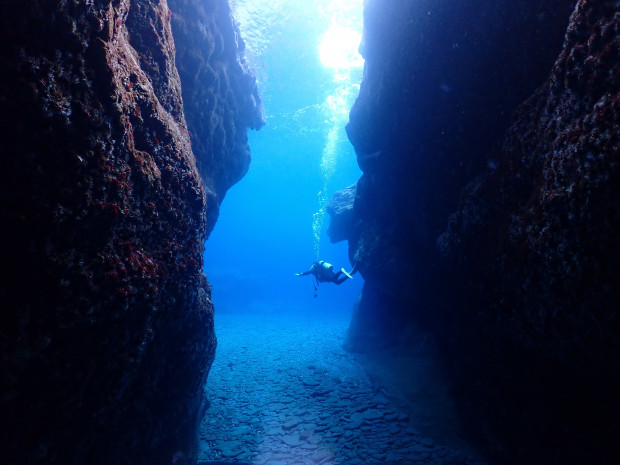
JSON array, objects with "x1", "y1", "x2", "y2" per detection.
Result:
[{"x1": 0, "y1": 1, "x2": 262, "y2": 464}]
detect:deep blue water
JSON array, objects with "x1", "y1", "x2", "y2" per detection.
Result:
[{"x1": 205, "y1": 0, "x2": 365, "y2": 319}]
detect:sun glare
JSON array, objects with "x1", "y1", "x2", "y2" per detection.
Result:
[{"x1": 318, "y1": 25, "x2": 363, "y2": 70}]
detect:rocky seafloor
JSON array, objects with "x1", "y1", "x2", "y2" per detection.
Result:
[{"x1": 199, "y1": 313, "x2": 487, "y2": 465}]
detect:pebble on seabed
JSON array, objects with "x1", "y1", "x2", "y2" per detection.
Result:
[{"x1": 198, "y1": 315, "x2": 487, "y2": 465}]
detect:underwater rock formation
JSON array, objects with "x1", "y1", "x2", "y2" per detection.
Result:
[
  {"x1": 170, "y1": 0, "x2": 264, "y2": 231},
  {"x1": 0, "y1": 1, "x2": 262, "y2": 464},
  {"x1": 437, "y1": 3, "x2": 620, "y2": 461},
  {"x1": 335, "y1": 0, "x2": 619, "y2": 463},
  {"x1": 326, "y1": 184, "x2": 357, "y2": 244},
  {"x1": 438, "y1": 0, "x2": 620, "y2": 375},
  {"x1": 345, "y1": 0, "x2": 576, "y2": 287}
]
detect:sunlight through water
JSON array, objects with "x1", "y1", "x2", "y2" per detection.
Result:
[
  {"x1": 313, "y1": 14, "x2": 363, "y2": 259},
  {"x1": 230, "y1": 0, "x2": 364, "y2": 260},
  {"x1": 318, "y1": 25, "x2": 363, "y2": 70}
]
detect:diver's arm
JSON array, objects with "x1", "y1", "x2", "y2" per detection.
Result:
[{"x1": 295, "y1": 269, "x2": 312, "y2": 277}]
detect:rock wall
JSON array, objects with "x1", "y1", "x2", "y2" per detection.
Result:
[
  {"x1": 170, "y1": 0, "x2": 264, "y2": 231},
  {"x1": 439, "y1": 0, "x2": 620, "y2": 377},
  {"x1": 345, "y1": 0, "x2": 576, "y2": 293},
  {"x1": 0, "y1": 1, "x2": 262, "y2": 464},
  {"x1": 335, "y1": 0, "x2": 619, "y2": 463}
]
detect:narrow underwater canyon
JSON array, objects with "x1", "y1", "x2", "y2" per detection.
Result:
[
  {"x1": 1, "y1": 1, "x2": 619, "y2": 465},
  {"x1": 0, "y1": 1, "x2": 262, "y2": 464},
  {"x1": 331, "y1": 0, "x2": 620, "y2": 464}
]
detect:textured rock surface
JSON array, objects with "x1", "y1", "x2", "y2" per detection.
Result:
[
  {"x1": 345, "y1": 0, "x2": 576, "y2": 287},
  {"x1": 333, "y1": 0, "x2": 620, "y2": 464},
  {"x1": 326, "y1": 184, "x2": 357, "y2": 244},
  {"x1": 439, "y1": 0, "x2": 620, "y2": 377},
  {"x1": 0, "y1": 1, "x2": 262, "y2": 464},
  {"x1": 171, "y1": 0, "x2": 264, "y2": 231},
  {"x1": 437, "y1": 4, "x2": 620, "y2": 461}
]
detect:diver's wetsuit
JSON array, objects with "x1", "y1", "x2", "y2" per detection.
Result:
[{"x1": 296, "y1": 261, "x2": 349, "y2": 286}]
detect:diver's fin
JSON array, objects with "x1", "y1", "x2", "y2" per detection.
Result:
[{"x1": 341, "y1": 268, "x2": 353, "y2": 279}]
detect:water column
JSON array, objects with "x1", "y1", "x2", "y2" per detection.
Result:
[
  {"x1": 227, "y1": 0, "x2": 364, "y2": 275},
  {"x1": 312, "y1": 125, "x2": 340, "y2": 259},
  {"x1": 312, "y1": 19, "x2": 364, "y2": 260}
]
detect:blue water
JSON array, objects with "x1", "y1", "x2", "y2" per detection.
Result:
[{"x1": 205, "y1": 0, "x2": 365, "y2": 318}]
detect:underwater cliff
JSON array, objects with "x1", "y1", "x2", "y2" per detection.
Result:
[
  {"x1": 0, "y1": 1, "x2": 262, "y2": 464},
  {"x1": 333, "y1": 0, "x2": 620, "y2": 463}
]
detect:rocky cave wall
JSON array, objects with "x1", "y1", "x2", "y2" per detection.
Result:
[
  {"x1": 332, "y1": 0, "x2": 619, "y2": 464},
  {"x1": 0, "y1": 1, "x2": 262, "y2": 464}
]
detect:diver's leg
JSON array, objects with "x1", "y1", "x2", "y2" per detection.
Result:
[{"x1": 333, "y1": 271, "x2": 346, "y2": 285}]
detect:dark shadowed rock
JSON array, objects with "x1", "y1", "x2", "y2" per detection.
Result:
[
  {"x1": 437, "y1": 3, "x2": 620, "y2": 461},
  {"x1": 326, "y1": 183, "x2": 357, "y2": 243},
  {"x1": 345, "y1": 0, "x2": 576, "y2": 285},
  {"x1": 0, "y1": 1, "x2": 261, "y2": 464},
  {"x1": 439, "y1": 0, "x2": 620, "y2": 376},
  {"x1": 338, "y1": 0, "x2": 620, "y2": 463}
]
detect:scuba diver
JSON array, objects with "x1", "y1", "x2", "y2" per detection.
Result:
[{"x1": 295, "y1": 260, "x2": 356, "y2": 296}]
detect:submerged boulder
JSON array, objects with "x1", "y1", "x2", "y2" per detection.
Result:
[
  {"x1": 0, "y1": 1, "x2": 262, "y2": 464},
  {"x1": 326, "y1": 183, "x2": 357, "y2": 244}
]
